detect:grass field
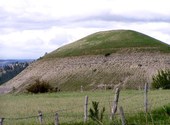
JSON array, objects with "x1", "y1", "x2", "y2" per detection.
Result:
[{"x1": 1, "y1": 90, "x2": 170, "y2": 124}]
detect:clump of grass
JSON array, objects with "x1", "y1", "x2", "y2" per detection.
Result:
[{"x1": 126, "y1": 104, "x2": 170, "y2": 124}]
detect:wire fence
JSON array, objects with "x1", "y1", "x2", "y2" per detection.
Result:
[{"x1": 1, "y1": 85, "x2": 170, "y2": 125}]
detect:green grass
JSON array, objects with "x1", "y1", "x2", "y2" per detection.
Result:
[
  {"x1": 1, "y1": 90, "x2": 170, "y2": 124},
  {"x1": 128, "y1": 105, "x2": 170, "y2": 124},
  {"x1": 45, "y1": 30, "x2": 170, "y2": 58}
]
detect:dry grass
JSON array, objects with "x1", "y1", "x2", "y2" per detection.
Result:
[{"x1": 1, "y1": 52, "x2": 170, "y2": 93}]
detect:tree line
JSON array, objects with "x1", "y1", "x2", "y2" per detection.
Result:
[{"x1": 0, "y1": 62, "x2": 29, "y2": 85}]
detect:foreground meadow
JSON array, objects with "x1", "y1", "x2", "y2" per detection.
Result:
[{"x1": 0, "y1": 90, "x2": 170, "y2": 125}]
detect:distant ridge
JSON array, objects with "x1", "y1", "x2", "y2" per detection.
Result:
[
  {"x1": 0, "y1": 30, "x2": 170, "y2": 93},
  {"x1": 45, "y1": 30, "x2": 170, "y2": 58},
  {"x1": 0, "y1": 59, "x2": 33, "y2": 67}
]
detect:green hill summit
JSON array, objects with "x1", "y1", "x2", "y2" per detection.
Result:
[{"x1": 45, "y1": 30, "x2": 170, "y2": 58}]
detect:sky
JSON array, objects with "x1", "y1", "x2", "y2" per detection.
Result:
[{"x1": 0, "y1": 0, "x2": 170, "y2": 59}]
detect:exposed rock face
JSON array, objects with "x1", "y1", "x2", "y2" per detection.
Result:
[{"x1": 0, "y1": 52, "x2": 170, "y2": 93}]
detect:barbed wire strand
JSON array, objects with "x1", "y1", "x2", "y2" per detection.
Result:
[{"x1": 2, "y1": 89, "x2": 170, "y2": 125}]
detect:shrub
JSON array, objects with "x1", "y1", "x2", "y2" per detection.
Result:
[
  {"x1": 27, "y1": 79, "x2": 52, "y2": 93},
  {"x1": 89, "y1": 101, "x2": 105, "y2": 125},
  {"x1": 104, "y1": 53, "x2": 111, "y2": 57},
  {"x1": 152, "y1": 69, "x2": 170, "y2": 89}
]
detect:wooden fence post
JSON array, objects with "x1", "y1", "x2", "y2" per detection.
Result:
[
  {"x1": 144, "y1": 83, "x2": 148, "y2": 113},
  {"x1": 55, "y1": 112, "x2": 59, "y2": 125},
  {"x1": 81, "y1": 85, "x2": 83, "y2": 93},
  {"x1": 38, "y1": 111, "x2": 43, "y2": 125},
  {"x1": 144, "y1": 83, "x2": 148, "y2": 125},
  {"x1": 119, "y1": 106, "x2": 126, "y2": 125},
  {"x1": 111, "y1": 88, "x2": 120, "y2": 120},
  {"x1": 0, "y1": 118, "x2": 4, "y2": 125},
  {"x1": 84, "y1": 95, "x2": 88, "y2": 123},
  {"x1": 105, "y1": 84, "x2": 107, "y2": 91}
]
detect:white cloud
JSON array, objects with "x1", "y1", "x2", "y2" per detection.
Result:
[{"x1": 0, "y1": 0, "x2": 170, "y2": 59}]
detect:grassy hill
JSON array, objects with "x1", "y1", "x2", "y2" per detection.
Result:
[
  {"x1": 45, "y1": 30, "x2": 170, "y2": 58},
  {"x1": 0, "y1": 30, "x2": 170, "y2": 93}
]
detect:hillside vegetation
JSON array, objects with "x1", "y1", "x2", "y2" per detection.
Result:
[
  {"x1": 0, "y1": 30, "x2": 170, "y2": 93},
  {"x1": 45, "y1": 30, "x2": 170, "y2": 58},
  {"x1": 0, "y1": 62, "x2": 29, "y2": 85}
]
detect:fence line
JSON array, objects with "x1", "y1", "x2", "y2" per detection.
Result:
[
  {"x1": 3, "y1": 103, "x2": 83, "y2": 120},
  {"x1": 1, "y1": 86, "x2": 170, "y2": 125}
]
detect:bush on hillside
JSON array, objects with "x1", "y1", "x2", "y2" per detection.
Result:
[
  {"x1": 27, "y1": 79, "x2": 52, "y2": 93},
  {"x1": 104, "y1": 53, "x2": 111, "y2": 57},
  {"x1": 152, "y1": 69, "x2": 170, "y2": 89}
]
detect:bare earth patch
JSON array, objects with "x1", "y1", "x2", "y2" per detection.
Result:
[{"x1": 0, "y1": 52, "x2": 170, "y2": 93}]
